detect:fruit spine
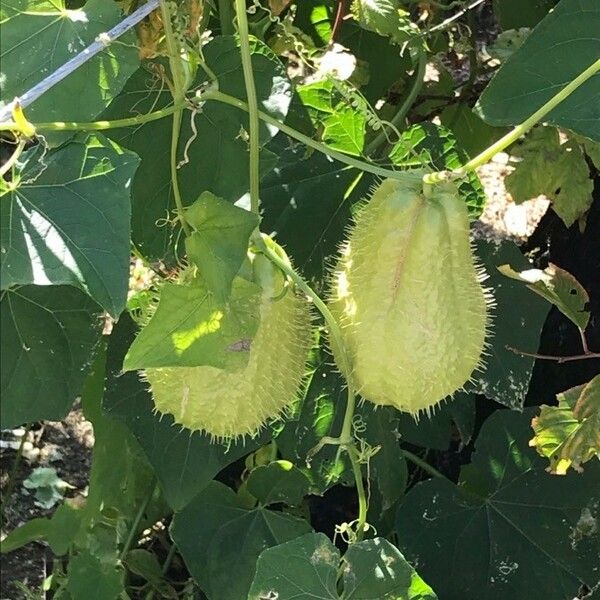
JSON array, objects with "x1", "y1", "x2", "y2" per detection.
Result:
[
  {"x1": 143, "y1": 256, "x2": 312, "y2": 440},
  {"x1": 329, "y1": 173, "x2": 491, "y2": 416}
]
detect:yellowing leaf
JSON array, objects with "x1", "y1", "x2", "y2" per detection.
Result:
[
  {"x1": 530, "y1": 376, "x2": 600, "y2": 474},
  {"x1": 505, "y1": 126, "x2": 593, "y2": 227},
  {"x1": 497, "y1": 262, "x2": 590, "y2": 330}
]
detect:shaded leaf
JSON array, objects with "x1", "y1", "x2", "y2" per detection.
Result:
[
  {"x1": 398, "y1": 392, "x2": 476, "y2": 450},
  {"x1": 123, "y1": 277, "x2": 261, "y2": 371},
  {"x1": 103, "y1": 36, "x2": 291, "y2": 260},
  {"x1": 1, "y1": 135, "x2": 139, "y2": 316},
  {"x1": 478, "y1": 0, "x2": 600, "y2": 140},
  {"x1": 171, "y1": 481, "x2": 311, "y2": 600},
  {"x1": 530, "y1": 375, "x2": 600, "y2": 474},
  {"x1": 498, "y1": 261, "x2": 590, "y2": 330},
  {"x1": 396, "y1": 409, "x2": 600, "y2": 600},
  {"x1": 248, "y1": 533, "x2": 438, "y2": 599},
  {"x1": 0, "y1": 0, "x2": 139, "y2": 125},
  {"x1": 505, "y1": 126, "x2": 593, "y2": 226},
  {"x1": 1, "y1": 285, "x2": 102, "y2": 428},
  {"x1": 467, "y1": 239, "x2": 550, "y2": 408},
  {"x1": 246, "y1": 460, "x2": 311, "y2": 506},
  {"x1": 184, "y1": 192, "x2": 259, "y2": 301},
  {"x1": 492, "y1": 0, "x2": 555, "y2": 29},
  {"x1": 65, "y1": 550, "x2": 124, "y2": 600},
  {"x1": 104, "y1": 314, "x2": 268, "y2": 510}
]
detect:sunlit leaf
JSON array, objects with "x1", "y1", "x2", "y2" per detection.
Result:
[{"x1": 530, "y1": 375, "x2": 600, "y2": 474}]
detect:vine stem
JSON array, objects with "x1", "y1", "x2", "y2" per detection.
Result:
[
  {"x1": 120, "y1": 480, "x2": 157, "y2": 561},
  {"x1": 0, "y1": 139, "x2": 26, "y2": 179},
  {"x1": 204, "y1": 90, "x2": 410, "y2": 180},
  {"x1": 425, "y1": 57, "x2": 600, "y2": 183},
  {"x1": 402, "y1": 449, "x2": 447, "y2": 480},
  {"x1": 365, "y1": 47, "x2": 427, "y2": 157},
  {"x1": 258, "y1": 240, "x2": 368, "y2": 539},
  {"x1": 234, "y1": 0, "x2": 261, "y2": 214},
  {"x1": 160, "y1": 0, "x2": 191, "y2": 237},
  {"x1": 145, "y1": 542, "x2": 178, "y2": 600},
  {"x1": 506, "y1": 346, "x2": 600, "y2": 363},
  {"x1": 2, "y1": 104, "x2": 185, "y2": 133}
]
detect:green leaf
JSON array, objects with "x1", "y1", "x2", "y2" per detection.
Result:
[
  {"x1": 104, "y1": 314, "x2": 269, "y2": 510},
  {"x1": 1, "y1": 135, "x2": 139, "y2": 316},
  {"x1": 184, "y1": 192, "x2": 259, "y2": 301},
  {"x1": 124, "y1": 549, "x2": 177, "y2": 597},
  {"x1": 246, "y1": 460, "x2": 311, "y2": 506},
  {"x1": 1, "y1": 285, "x2": 103, "y2": 428},
  {"x1": 530, "y1": 375, "x2": 600, "y2": 474},
  {"x1": 22, "y1": 467, "x2": 74, "y2": 509},
  {"x1": 350, "y1": 0, "x2": 418, "y2": 47},
  {"x1": 467, "y1": 239, "x2": 550, "y2": 408},
  {"x1": 504, "y1": 127, "x2": 593, "y2": 226},
  {"x1": 171, "y1": 481, "x2": 312, "y2": 600},
  {"x1": 478, "y1": 0, "x2": 600, "y2": 140},
  {"x1": 389, "y1": 123, "x2": 486, "y2": 217},
  {"x1": 362, "y1": 405, "x2": 408, "y2": 512},
  {"x1": 65, "y1": 551, "x2": 124, "y2": 600},
  {"x1": 261, "y1": 143, "x2": 373, "y2": 282},
  {"x1": 123, "y1": 276, "x2": 261, "y2": 371},
  {"x1": 103, "y1": 36, "x2": 291, "y2": 260},
  {"x1": 276, "y1": 340, "x2": 350, "y2": 493},
  {"x1": 396, "y1": 409, "x2": 600, "y2": 600},
  {"x1": 439, "y1": 103, "x2": 507, "y2": 157},
  {"x1": 398, "y1": 393, "x2": 476, "y2": 450},
  {"x1": 248, "y1": 533, "x2": 438, "y2": 599},
  {"x1": 0, "y1": 0, "x2": 139, "y2": 125},
  {"x1": 498, "y1": 261, "x2": 590, "y2": 330},
  {"x1": 492, "y1": 0, "x2": 556, "y2": 29},
  {"x1": 486, "y1": 28, "x2": 531, "y2": 63}
]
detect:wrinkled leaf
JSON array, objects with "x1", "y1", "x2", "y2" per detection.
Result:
[
  {"x1": 1, "y1": 135, "x2": 139, "y2": 316},
  {"x1": 171, "y1": 481, "x2": 311, "y2": 600},
  {"x1": 1, "y1": 285, "x2": 103, "y2": 428},
  {"x1": 530, "y1": 375, "x2": 600, "y2": 474},
  {"x1": 184, "y1": 192, "x2": 259, "y2": 301},
  {"x1": 479, "y1": 0, "x2": 600, "y2": 140},
  {"x1": 396, "y1": 409, "x2": 600, "y2": 600},
  {"x1": 246, "y1": 460, "x2": 311, "y2": 506},
  {"x1": 498, "y1": 261, "x2": 590, "y2": 330},
  {"x1": 123, "y1": 277, "x2": 261, "y2": 371},
  {"x1": 505, "y1": 126, "x2": 593, "y2": 226}
]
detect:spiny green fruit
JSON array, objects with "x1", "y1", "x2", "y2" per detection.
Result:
[
  {"x1": 329, "y1": 173, "x2": 491, "y2": 416},
  {"x1": 142, "y1": 255, "x2": 312, "y2": 440}
]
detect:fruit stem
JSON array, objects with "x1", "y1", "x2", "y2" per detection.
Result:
[
  {"x1": 234, "y1": 0, "x2": 261, "y2": 214},
  {"x1": 160, "y1": 0, "x2": 191, "y2": 237},
  {"x1": 259, "y1": 240, "x2": 369, "y2": 538},
  {"x1": 424, "y1": 57, "x2": 600, "y2": 184}
]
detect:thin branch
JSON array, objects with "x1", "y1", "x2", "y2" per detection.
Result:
[{"x1": 506, "y1": 346, "x2": 600, "y2": 364}]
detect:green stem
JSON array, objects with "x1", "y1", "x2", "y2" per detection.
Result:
[
  {"x1": 218, "y1": 0, "x2": 235, "y2": 35},
  {"x1": 366, "y1": 47, "x2": 427, "y2": 157},
  {"x1": 0, "y1": 139, "x2": 26, "y2": 180},
  {"x1": 120, "y1": 480, "x2": 157, "y2": 561},
  {"x1": 234, "y1": 0, "x2": 261, "y2": 214},
  {"x1": 347, "y1": 445, "x2": 368, "y2": 541},
  {"x1": 1, "y1": 424, "x2": 31, "y2": 521},
  {"x1": 259, "y1": 240, "x2": 368, "y2": 538},
  {"x1": 145, "y1": 542, "x2": 178, "y2": 600},
  {"x1": 402, "y1": 449, "x2": 447, "y2": 480},
  {"x1": 160, "y1": 0, "x2": 191, "y2": 236},
  {"x1": 8, "y1": 104, "x2": 184, "y2": 132},
  {"x1": 426, "y1": 57, "x2": 600, "y2": 182},
  {"x1": 204, "y1": 90, "x2": 410, "y2": 180}
]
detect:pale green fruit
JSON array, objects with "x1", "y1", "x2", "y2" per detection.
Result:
[
  {"x1": 329, "y1": 173, "x2": 490, "y2": 416},
  {"x1": 143, "y1": 259, "x2": 312, "y2": 440}
]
